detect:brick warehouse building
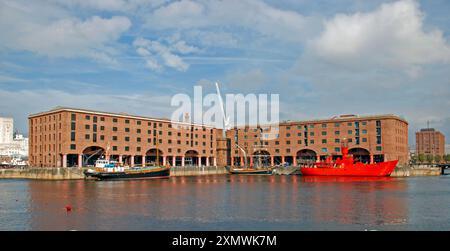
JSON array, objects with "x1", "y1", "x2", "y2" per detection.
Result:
[
  {"x1": 416, "y1": 128, "x2": 445, "y2": 157},
  {"x1": 29, "y1": 107, "x2": 219, "y2": 168},
  {"x1": 29, "y1": 108, "x2": 409, "y2": 167},
  {"x1": 227, "y1": 114, "x2": 409, "y2": 166}
]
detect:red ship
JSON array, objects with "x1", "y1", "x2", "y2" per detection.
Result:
[{"x1": 300, "y1": 145, "x2": 398, "y2": 177}]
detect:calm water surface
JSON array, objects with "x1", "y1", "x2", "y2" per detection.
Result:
[{"x1": 1, "y1": 175, "x2": 449, "y2": 230}]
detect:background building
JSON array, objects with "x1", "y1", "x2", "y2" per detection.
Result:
[
  {"x1": 29, "y1": 107, "x2": 218, "y2": 168},
  {"x1": 0, "y1": 117, "x2": 29, "y2": 159},
  {"x1": 0, "y1": 117, "x2": 13, "y2": 144},
  {"x1": 416, "y1": 128, "x2": 445, "y2": 157},
  {"x1": 228, "y1": 114, "x2": 409, "y2": 166}
]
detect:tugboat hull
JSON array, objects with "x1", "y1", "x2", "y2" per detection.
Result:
[{"x1": 87, "y1": 167, "x2": 170, "y2": 181}]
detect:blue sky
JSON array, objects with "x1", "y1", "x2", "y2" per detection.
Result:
[{"x1": 0, "y1": 0, "x2": 449, "y2": 146}]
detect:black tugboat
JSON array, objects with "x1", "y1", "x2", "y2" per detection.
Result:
[
  {"x1": 85, "y1": 165, "x2": 170, "y2": 181},
  {"x1": 84, "y1": 134, "x2": 170, "y2": 181}
]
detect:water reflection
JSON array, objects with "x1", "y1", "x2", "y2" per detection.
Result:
[{"x1": 19, "y1": 175, "x2": 417, "y2": 230}]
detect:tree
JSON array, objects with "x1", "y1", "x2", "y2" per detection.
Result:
[
  {"x1": 434, "y1": 155, "x2": 442, "y2": 163},
  {"x1": 418, "y1": 154, "x2": 425, "y2": 163},
  {"x1": 426, "y1": 154, "x2": 433, "y2": 163},
  {"x1": 445, "y1": 154, "x2": 450, "y2": 163}
]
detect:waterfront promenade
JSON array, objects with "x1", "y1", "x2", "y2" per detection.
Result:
[
  {"x1": 0, "y1": 165, "x2": 442, "y2": 180},
  {"x1": 0, "y1": 166, "x2": 228, "y2": 180}
]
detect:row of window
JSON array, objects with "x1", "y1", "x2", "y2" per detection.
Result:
[
  {"x1": 234, "y1": 146, "x2": 383, "y2": 155},
  {"x1": 71, "y1": 132, "x2": 213, "y2": 147},
  {"x1": 240, "y1": 121, "x2": 371, "y2": 132},
  {"x1": 69, "y1": 144, "x2": 213, "y2": 154},
  {"x1": 73, "y1": 113, "x2": 214, "y2": 132}
]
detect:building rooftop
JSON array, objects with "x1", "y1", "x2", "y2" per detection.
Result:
[
  {"x1": 28, "y1": 106, "x2": 216, "y2": 128},
  {"x1": 419, "y1": 128, "x2": 436, "y2": 132}
]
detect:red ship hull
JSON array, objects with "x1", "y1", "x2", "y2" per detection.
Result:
[{"x1": 300, "y1": 160, "x2": 398, "y2": 177}]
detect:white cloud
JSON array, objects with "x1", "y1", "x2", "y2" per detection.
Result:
[
  {"x1": 0, "y1": 0, "x2": 131, "y2": 64},
  {"x1": 145, "y1": 0, "x2": 310, "y2": 43},
  {"x1": 49, "y1": 0, "x2": 169, "y2": 12},
  {"x1": 133, "y1": 37, "x2": 199, "y2": 72},
  {"x1": 311, "y1": 0, "x2": 450, "y2": 76},
  {"x1": 226, "y1": 69, "x2": 268, "y2": 91},
  {"x1": 185, "y1": 30, "x2": 238, "y2": 48}
]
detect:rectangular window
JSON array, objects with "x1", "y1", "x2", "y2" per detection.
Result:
[
  {"x1": 297, "y1": 133, "x2": 302, "y2": 137},
  {"x1": 137, "y1": 129, "x2": 141, "y2": 133},
  {"x1": 70, "y1": 144, "x2": 76, "y2": 150},
  {"x1": 113, "y1": 146, "x2": 117, "y2": 151},
  {"x1": 85, "y1": 124, "x2": 90, "y2": 130},
  {"x1": 71, "y1": 114, "x2": 76, "y2": 121},
  {"x1": 322, "y1": 124, "x2": 327, "y2": 128},
  {"x1": 376, "y1": 146, "x2": 382, "y2": 151},
  {"x1": 334, "y1": 123, "x2": 340, "y2": 127},
  {"x1": 137, "y1": 137, "x2": 141, "y2": 142},
  {"x1": 362, "y1": 138, "x2": 367, "y2": 142},
  {"x1": 335, "y1": 147, "x2": 340, "y2": 152},
  {"x1": 100, "y1": 126, "x2": 105, "y2": 131},
  {"x1": 137, "y1": 147, "x2": 141, "y2": 152},
  {"x1": 113, "y1": 118, "x2": 118, "y2": 123},
  {"x1": 335, "y1": 131, "x2": 340, "y2": 135},
  {"x1": 71, "y1": 122, "x2": 76, "y2": 130},
  {"x1": 100, "y1": 135, "x2": 105, "y2": 141},
  {"x1": 93, "y1": 116, "x2": 97, "y2": 123},
  {"x1": 321, "y1": 131, "x2": 327, "y2": 136},
  {"x1": 93, "y1": 124, "x2": 97, "y2": 132},
  {"x1": 321, "y1": 148, "x2": 328, "y2": 153},
  {"x1": 322, "y1": 139, "x2": 327, "y2": 144},
  {"x1": 100, "y1": 117, "x2": 105, "y2": 122},
  {"x1": 125, "y1": 146, "x2": 129, "y2": 151},
  {"x1": 377, "y1": 136, "x2": 382, "y2": 144},
  {"x1": 125, "y1": 128, "x2": 130, "y2": 132},
  {"x1": 137, "y1": 121, "x2": 141, "y2": 125},
  {"x1": 71, "y1": 132, "x2": 75, "y2": 141},
  {"x1": 93, "y1": 133, "x2": 97, "y2": 143},
  {"x1": 335, "y1": 138, "x2": 340, "y2": 143},
  {"x1": 125, "y1": 136, "x2": 130, "y2": 141},
  {"x1": 348, "y1": 130, "x2": 352, "y2": 135},
  {"x1": 85, "y1": 115, "x2": 90, "y2": 120},
  {"x1": 362, "y1": 129, "x2": 367, "y2": 134},
  {"x1": 112, "y1": 136, "x2": 117, "y2": 141},
  {"x1": 125, "y1": 120, "x2": 130, "y2": 124},
  {"x1": 85, "y1": 134, "x2": 90, "y2": 140},
  {"x1": 113, "y1": 127, "x2": 118, "y2": 132},
  {"x1": 310, "y1": 140, "x2": 315, "y2": 144}
]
